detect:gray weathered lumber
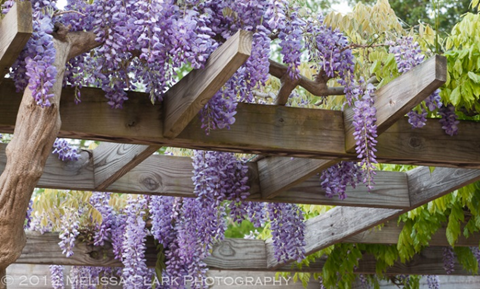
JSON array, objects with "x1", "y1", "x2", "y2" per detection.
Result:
[
  {"x1": 163, "y1": 30, "x2": 252, "y2": 138},
  {"x1": 0, "y1": 144, "x2": 410, "y2": 208},
  {"x1": 1, "y1": 80, "x2": 480, "y2": 166},
  {"x1": 258, "y1": 158, "x2": 338, "y2": 199},
  {"x1": 17, "y1": 233, "x2": 477, "y2": 275},
  {"x1": 266, "y1": 166, "x2": 480, "y2": 269},
  {"x1": 0, "y1": 2, "x2": 32, "y2": 83},
  {"x1": 93, "y1": 143, "x2": 159, "y2": 190},
  {"x1": 344, "y1": 55, "x2": 447, "y2": 152}
]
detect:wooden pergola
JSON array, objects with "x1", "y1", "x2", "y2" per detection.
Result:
[{"x1": 2, "y1": 2, "x2": 480, "y2": 284}]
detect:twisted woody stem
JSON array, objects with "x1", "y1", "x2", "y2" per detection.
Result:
[
  {"x1": 0, "y1": 24, "x2": 101, "y2": 275},
  {"x1": 268, "y1": 60, "x2": 345, "y2": 105}
]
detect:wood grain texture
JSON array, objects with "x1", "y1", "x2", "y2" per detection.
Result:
[
  {"x1": 0, "y1": 143, "x2": 409, "y2": 208},
  {"x1": 2, "y1": 80, "x2": 480, "y2": 166},
  {"x1": 93, "y1": 143, "x2": 159, "y2": 190},
  {"x1": 407, "y1": 167, "x2": 480, "y2": 207},
  {"x1": 0, "y1": 2, "x2": 32, "y2": 83},
  {"x1": 344, "y1": 55, "x2": 447, "y2": 152},
  {"x1": 258, "y1": 157, "x2": 337, "y2": 199},
  {"x1": 163, "y1": 30, "x2": 252, "y2": 138},
  {"x1": 376, "y1": 118, "x2": 480, "y2": 168},
  {"x1": 257, "y1": 170, "x2": 410, "y2": 209},
  {"x1": 17, "y1": 233, "x2": 478, "y2": 276},
  {"x1": 267, "y1": 166, "x2": 480, "y2": 269}
]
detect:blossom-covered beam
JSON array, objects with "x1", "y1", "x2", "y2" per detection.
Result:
[
  {"x1": 0, "y1": 143, "x2": 411, "y2": 208},
  {"x1": 16, "y1": 233, "x2": 476, "y2": 275},
  {"x1": 1, "y1": 83, "x2": 480, "y2": 167}
]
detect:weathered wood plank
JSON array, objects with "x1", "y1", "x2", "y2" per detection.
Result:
[
  {"x1": 375, "y1": 118, "x2": 480, "y2": 168},
  {"x1": 0, "y1": 2, "x2": 32, "y2": 83},
  {"x1": 163, "y1": 30, "x2": 252, "y2": 138},
  {"x1": 17, "y1": 233, "x2": 477, "y2": 276},
  {"x1": 266, "y1": 166, "x2": 480, "y2": 269},
  {"x1": 0, "y1": 143, "x2": 410, "y2": 208},
  {"x1": 344, "y1": 55, "x2": 447, "y2": 152},
  {"x1": 267, "y1": 170, "x2": 409, "y2": 208},
  {"x1": 258, "y1": 158, "x2": 338, "y2": 199},
  {"x1": 1, "y1": 79, "x2": 480, "y2": 166},
  {"x1": 93, "y1": 143, "x2": 159, "y2": 190}
]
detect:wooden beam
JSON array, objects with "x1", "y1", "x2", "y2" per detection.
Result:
[
  {"x1": 0, "y1": 2, "x2": 32, "y2": 83},
  {"x1": 258, "y1": 158, "x2": 338, "y2": 199},
  {"x1": 266, "y1": 166, "x2": 480, "y2": 269},
  {"x1": 344, "y1": 55, "x2": 447, "y2": 152},
  {"x1": 17, "y1": 233, "x2": 477, "y2": 276},
  {"x1": 93, "y1": 143, "x2": 160, "y2": 190},
  {"x1": 163, "y1": 30, "x2": 252, "y2": 138},
  {"x1": 1, "y1": 81, "x2": 480, "y2": 166},
  {"x1": 0, "y1": 143, "x2": 410, "y2": 208}
]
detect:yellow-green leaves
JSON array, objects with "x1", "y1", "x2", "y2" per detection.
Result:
[{"x1": 442, "y1": 13, "x2": 480, "y2": 111}]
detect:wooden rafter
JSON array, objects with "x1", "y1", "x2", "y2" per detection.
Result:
[
  {"x1": 0, "y1": 2, "x2": 32, "y2": 84},
  {"x1": 163, "y1": 30, "x2": 252, "y2": 138},
  {"x1": 16, "y1": 232, "x2": 479, "y2": 275},
  {"x1": 0, "y1": 144, "x2": 411, "y2": 208},
  {"x1": 1, "y1": 83, "x2": 477, "y2": 167},
  {"x1": 344, "y1": 55, "x2": 447, "y2": 152},
  {"x1": 93, "y1": 143, "x2": 159, "y2": 190},
  {"x1": 266, "y1": 166, "x2": 480, "y2": 269}
]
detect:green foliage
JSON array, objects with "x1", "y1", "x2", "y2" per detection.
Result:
[
  {"x1": 350, "y1": 0, "x2": 475, "y2": 36},
  {"x1": 154, "y1": 242, "x2": 166, "y2": 284},
  {"x1": 454, "y1": 246, "x2": 479, "y2": 274},
  {"x1": 442, "y1": 13, "x2": 480, "y2": 112}
]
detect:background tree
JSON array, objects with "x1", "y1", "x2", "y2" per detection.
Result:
[{"x1": 349, "y1": 0, "x2": 475, "y2": 35}]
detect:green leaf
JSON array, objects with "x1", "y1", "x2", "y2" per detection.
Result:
[
  {"x1": 468, "y1": 71, "x2": 480, "y2": 83},
  {"x1": 450, "y1": 86, "x2": 461, "y2": 106},
  {"x1": 428, "y1": 166, "x2": 436, "y2": 174}
]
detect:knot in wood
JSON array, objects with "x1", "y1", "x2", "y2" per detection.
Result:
[
  {"x1": 140, "y1": 175, "x2": 161, "y2": 191},
  {"x1": 409, "y1": 137, "x2": 423, "y2": 148},
  {"x1": 218, "y1": 242, "x2": 235, "y2": 257}
]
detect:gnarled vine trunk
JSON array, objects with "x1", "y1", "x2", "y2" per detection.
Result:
[{"x1": 0, "y1": 27, "x2": 100, "y2": 286}]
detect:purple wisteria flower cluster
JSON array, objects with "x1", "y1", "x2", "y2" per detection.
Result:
[
  {"x1": 89, "y1": 192, "x2": 114, "y2": 246},
  {"x1": 426, "y1": 275, "x2": 440, "y2": 289},
  {"x1": 49, "y1": 265, "x2": 64, "y2": 289},
  {"x1": 122, "y1": 195, "x2": 150, "y2": 288},
  {"x1": 438, "y1": 104, "x2": 460, "y2": 136},
  {"x1": 266, "y1": 202, "x2": 306, "y2": 263},
  {"x1": 58, "y1": 208, "x2": 80, "y2": 258},
  {"x1": 352, "y1": 83, "x2": 378, "y2": 190},
  {"x1": 52, "y1": 138, "x2": 80, "y2": 161},
  {"x1": 4, "y1": 0, "x2": 58, "y2": 107},
  {"x1": 305, "y1": 17, "x2": 355, "y2": 104},
  {"x1": 389, "y1": 37, "x2": 457, "y2": 135},
  {"x1": 320, "y1": 161, "x2": 364, "y2": 199},
  {"x1": 442, "y1": 247, "x2": 456, "y2": 274}
]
